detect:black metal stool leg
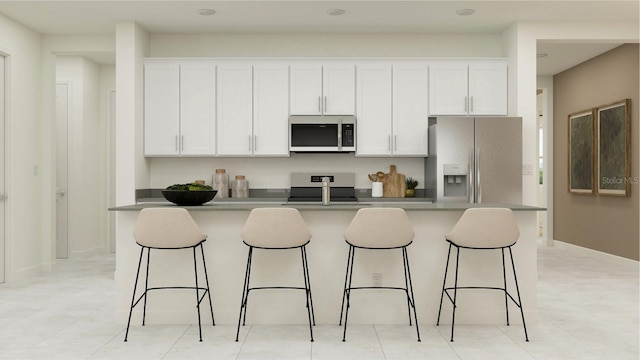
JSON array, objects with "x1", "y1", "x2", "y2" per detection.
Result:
[
  {"x1": 403, "y1": 247, "x2": 421, "y2": 342},
  {"x1": 235, "y1": 247, "x2": 253, "y2": 342},
  {"x1": 437, "y1": 243, "x2": 453, "y2": 326},
  {"x1": 142, "y1": 248, "x2": 151, "y2": 326},
  {"x1": 402, "y1": 247, "x2": 412, "y2": 326},
  {"x1": 301, "y1": 246, "x2": 314, "y2": 342},
  {"x1": 124, "y1": 247, "x2": 145, "y2": 342},
  {"x1": 339, "y1": 245, "x2": 353, "y2": 326},
  {"x1": 450, "y1": 246, "x2": 460, "y2": 342},
  {"x1": 199, "y1": 244, "x2": 215, "y2": 326},
  {"x1": 302, "y1": 246, "x2": 316, "y2": 326},
  {"x1": 509, "y1": 247, "x2": 529, "y2": 342},
  {"x1": 502, "y1": 248, "x2": 510, "y2": 326},
  {"x1": 193, "y1": 247, "x2": 203, "y2": 342},
  {"x1": 342, "y1": 246, "x2": 356, "y2": 342}
]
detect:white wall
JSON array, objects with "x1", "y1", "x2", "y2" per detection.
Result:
[{"x1": 0, "y1": 13, "x2": 46, "y2": 281}]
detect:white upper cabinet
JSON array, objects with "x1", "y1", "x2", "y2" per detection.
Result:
[
  {"x1": 468, "y1": 61, "x2": 508, "y2": 115},
  {"x1": 180, "y1": 62, "x2": 216, "y2": 155},
  {"x1": 356, "y1": 63, "x2": 393, "y2": 156},
  {"x1": 253, "y1": 64, "x2": 290, "y2": 156},
  {"x1": 144, "y1": 61, "x2": 181, "y2": 156},
  {"x1": 216, "y1": 63, "x2": 254, "y2": 155},
  {"x1": 144, "y1": 60, "x2": 216, "y2": 156},
  {"x1": 393, "y1": 63, "x2": 429, "y2": 155},
  {"x1": 356, "y1": 62, "x2": 429, "y2": 157},
  {"x1": 429, "y1": 60, "x2": 507, "y2": 116},
  {"x1": 290, "y1": 62, "x2": 355, "y2": 115}
]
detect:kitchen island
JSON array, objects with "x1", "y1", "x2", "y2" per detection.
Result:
[{"x1": 111, "y1": 200, "x2": 544, "y2": 327}]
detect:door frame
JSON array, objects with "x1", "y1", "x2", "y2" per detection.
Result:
[
  {"x1": 107, "y1": 89, "x2": 116, "y2": 253},
  {"x1": 0, "y1": 53, "x2": 7, "y2": 283}
]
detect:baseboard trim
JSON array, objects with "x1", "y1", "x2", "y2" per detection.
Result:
[
  {"x1": 70, "y1": 246, "x2": 105, "y2": 258},
  {"x1": 552, "y1": 240, "x2": 639, "y2": 267}
]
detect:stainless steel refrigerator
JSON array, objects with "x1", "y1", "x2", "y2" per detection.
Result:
[{"x1": 424, "y1": 116, "x2": 522, "y2": 204}]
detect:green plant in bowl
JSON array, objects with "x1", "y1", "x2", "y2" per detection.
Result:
[
  {"x1": 162, "y1": 183, "x2": 217, "y2": 205},
  {"x1": 405, "y1": 177, "x2": 418, "y2": 197}
]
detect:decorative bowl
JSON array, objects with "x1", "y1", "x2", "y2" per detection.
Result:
[{"x1": 161, "y1": 190, "x2": 217, "y2": 206}]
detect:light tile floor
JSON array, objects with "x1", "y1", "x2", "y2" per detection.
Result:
[{"x1": 0, "y1": 243, "x2": 638, "y2": 359}]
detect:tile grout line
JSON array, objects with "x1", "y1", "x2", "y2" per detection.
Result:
[
  {"x1": 372, "y1": 325, "x2": 387, "y2": 360},
  {"x1": 235, "y1": 324, "x2": 252, "y2": 360},
  {"x1": 160, "y1": 324, "x2": 191, "y2": 359}
]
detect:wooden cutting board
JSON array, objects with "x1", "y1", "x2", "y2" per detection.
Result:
[{"x1": 381, "y1": 165, "x2": 406, "y2": 198}]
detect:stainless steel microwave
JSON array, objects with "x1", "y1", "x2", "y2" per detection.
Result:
[{"x1": 289, "y1": 115, "x2": 356, "y2": 153}]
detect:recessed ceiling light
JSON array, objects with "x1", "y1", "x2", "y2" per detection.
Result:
[
  {"x1": 327, "y1": 9, "x2": 346, "y2": 16},
  {"x1": 455, "y1": 8, "x2": 476, "y2": 16},
  {"x1": 197, "y1": 9, "x2": 216, "y2": 16},
  {"x1": 537, "y1": 53, "x2": 548, "y2": 58}
]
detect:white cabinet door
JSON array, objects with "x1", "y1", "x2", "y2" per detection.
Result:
[
  {"x1": 290, "y1": 63, "x2": 322, "y2": 115},
  {"x1": 393, "y1": 63, "x2": 429, "y2": 156},
  {"x1": 468, "y1": 61, "x2": 507, "y2": 116},
  {"x1": 429, "y1": 61, "x2": 468, "y2": 116},
  {"x1": 144, "y1": 61, "x2": 180, "y2": 156},
  {"x1": 323, "y1": 63, "x2": 355, "y2": 115},
  {"x1": 253, "y1": 64, "x2": 290, "y2": 156},
  {"x1": 217, "y1": 63, "x2": 253, "y2": 155},
  {"x1": 180, "y1": 62, "x2": 216, "y2": 155},
  {"x1": 356, "y1": 64, "x2": 392, "y2": 156}
]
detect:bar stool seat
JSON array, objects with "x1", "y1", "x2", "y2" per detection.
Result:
[
  {"x1": 340, "y1": 208, "x2": 421, "y2": 342},
  {"x1": 436, "y1": 207, "x2": 529, "y2": 342},
  {"x1": 235, "y1": 208, "x2": 315, "y2": 342},
  {"x1": 124, "y1": 208, "x2": 214, "y2": 342}
]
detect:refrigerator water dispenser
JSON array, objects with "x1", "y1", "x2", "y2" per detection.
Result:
[{"x1": 443, "y1": 164, "x2": 468, "y2": 198}]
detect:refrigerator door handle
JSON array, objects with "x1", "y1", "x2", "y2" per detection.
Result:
[
  {"x1": 476, "y1": 148, "x2": 481, "y2": 203},
  {"x1": 469, "y1": 149, "x2": 475, "y2": 203}
]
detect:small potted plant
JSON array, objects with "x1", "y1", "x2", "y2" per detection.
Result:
[{"x1": 405, "y1": 177, "x2": 418, "y2": 197}]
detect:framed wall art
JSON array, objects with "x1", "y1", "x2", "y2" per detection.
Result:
[
  {"x1": 597, "y1": 99, "x2": 631, "y2": 196},
  {"x1": 568, "y1": 109, "x2": 596, "y2": 194}
]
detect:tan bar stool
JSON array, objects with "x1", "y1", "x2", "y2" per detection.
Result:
[
  {"x1": 339, "y1": 208, "x2": 421, "y2": 342},
  {"x1": 124, "y1": 208, "x2": 214, "y2": 342},
  {"x1": 436, "y1": 207, "x2": 529, "y2": 342},
  {"x1": 235, "y1": 208, "x2": 315, "y2": 342}
]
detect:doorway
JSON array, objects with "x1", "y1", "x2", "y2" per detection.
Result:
[
  {"x1": 108, "y1": 90, "x2": 116, "y2": 253},
  {"x1": 56, "y1": 83, "x2": 69, "y2": 259},
  {"x1": 0, "y1": 55, "x2": 6, "y2": 283}
]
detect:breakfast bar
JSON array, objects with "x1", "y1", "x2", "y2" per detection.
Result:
[{"x1": 111, "y1": 200, "x2": 543, "y2": 328}]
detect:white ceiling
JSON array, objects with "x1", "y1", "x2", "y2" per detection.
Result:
[{"x1": 0, "y1": 1, "x2": 637, "y2": 74}]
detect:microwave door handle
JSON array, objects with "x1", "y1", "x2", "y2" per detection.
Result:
[{"x1": 337, "y1": 122, "x2": 342, "y2": 151}]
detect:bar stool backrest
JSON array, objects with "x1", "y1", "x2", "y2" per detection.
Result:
[
  {"x1": 133, "y1": 208, "x2": 207, "y2": 249},
  {"x1": 445, "y1": 208, "x2": 520, "y2": 249},
  {"x1": 241, "y1": 208, "x2": 312, "y2": 248},
  {"x1": 344, "y1": 208, "x2": 415, "y2": 248}
]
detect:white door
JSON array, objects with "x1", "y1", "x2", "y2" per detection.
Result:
[
  {"x1": 253, "y1": 64, "x2": 289, "y2": 156},
  {"x1": 56, "y1": 83, "x2": 69, "y2": 259},
  {"x1": 216, "y1": 63, "x2": 253, "y2": 155},
  {"x1": 468, "y1": 61, "x2": 508, "y2": 116},
  {"x1": 322, "y1": 63, "x2": 355, "y2": 115},
  {"x1": 355, "y1": 63, "x2": 392, "y2": 156},
  {"x1": 393, "y1": 63, "x2": 429, "y2": 155},
  {"x1": 0, "y1": 55, "x2": 6, "y2": 283},
  {"x1": 180, "y1": 62, "x2": 216, "y2": 155},
  {"x1": 290, "y1": 63, "x2": 322, "y2": 115},
  {"x1": 429, "y1": 61, "x2": 468, "y2": 115}
]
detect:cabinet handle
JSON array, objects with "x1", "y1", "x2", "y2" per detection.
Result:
[
  {"x1": 248, "y1": 135, "x2": 252, "y2": 152},
  {"x1": 464, "y1": 96, "x2": 468, "y2": 113},
  {"x1": 394, "y1": 135, "x2": 397, "y2": 152},
  {"x1": 318, "y1": 96, "x2": 321, "y2": 113},
  {"x1": 175, "y1": 135, "x2": 178, "y2": 151},
  {"x1": 181, "y1": 135, "x2": 184, "y2": 151},
  {"x1": 254, "y1": 135, "x2": 257, "y2": 152},
  {"x1": 470, "y1": 96, "x2": 474, "y2": 113},
  {"x1": 388, "y1": 135, "x2": 391, "y2": 151},
  {"x1": 324, "y1": 96, "x2": 327, "y2": 112}
]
